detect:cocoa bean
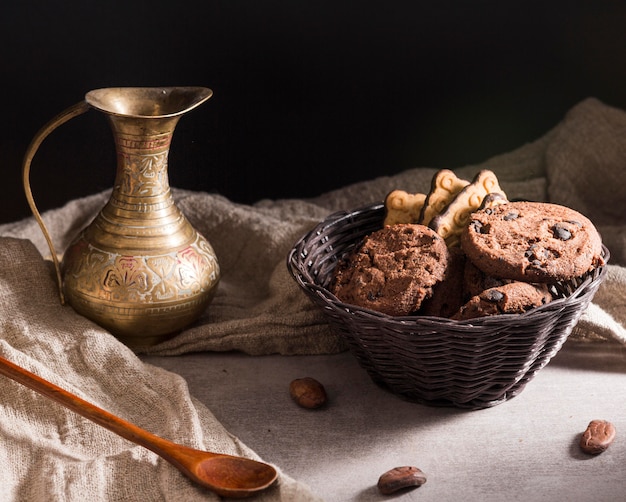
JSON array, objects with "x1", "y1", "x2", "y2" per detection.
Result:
[
  {"x1": 580, "y1": 419, "x2": 616, "y2": 454},
  {"x1": 377, "y1": 466, "x2": 427, "y2": 495},
  {"x1": 289, "y1": 377, "x2": 327, "y2": 409}
]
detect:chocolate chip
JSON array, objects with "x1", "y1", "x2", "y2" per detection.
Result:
[
  {"x1": 525, "y1": 244, "x2": 551, "y2": 262},
  {"x1": 525, "y1": 244, "x2": 540, "y2": 259},
  {"x1": 484, "y1": 289, "x2": 504, "y2": 302},
  {"x1": 552, "y1": 224, "x2": 572, "y2": 241},
  {"x1": 503, "y1": 211, "x2": 519, "y2": 221},
  {"x1": 470, "y1": 220, "x2": 483, "y2": 233}
]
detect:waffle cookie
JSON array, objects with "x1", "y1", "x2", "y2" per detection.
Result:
[
  {"x1": 419, "y1": 169, "x2": 470, "y2": 226},
  {"x1": 429, "y1": 170, "x2": 507, "y2": 247},
  {"x1": 383, "y1": 190, "x2": 427, "y2": 226}
]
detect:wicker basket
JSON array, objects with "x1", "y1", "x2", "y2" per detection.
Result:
[{"x1": 287, "y1": 203, "x2": 610, "y2": 409}]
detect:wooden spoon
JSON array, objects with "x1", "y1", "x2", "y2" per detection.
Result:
[{"x1": 0, "y1": 355, "x2": 278, "y2": 498}]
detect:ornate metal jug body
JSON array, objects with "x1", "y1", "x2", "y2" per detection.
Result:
[{"x1": 23, "y1": 87, "x2": 221, "y2": 349}]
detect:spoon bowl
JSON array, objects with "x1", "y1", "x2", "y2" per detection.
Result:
[{"x1": 0, "y1": 354, "x2": 278, "y2": 498}]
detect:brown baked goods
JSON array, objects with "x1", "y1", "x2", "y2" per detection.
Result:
[
  {"x1": 429, "y1": 170, "x2": 508, "y2": 247},
  {"x1": 331, "y1": 169, "x2": 604, "y2": 323},
  {"x1": 331, "y1": 224, "x2": 449, "y2": 316},
  {"x1": 462, "y1": 259, "x2": 510, "y2": 299},
  {"x1": 461, "y1": 201, "x2": 604, "y2": 282},
  {"x1": 420, "y1": 246, "x2": 466, "y2": 318},
  {"x1": 383, "y1": 190, "x2": 426, "y2": 226},
  {"x1": 419, "y1": 169, "x2": 469, "y2": 226},
  {"x1": 452, "y1": 281, "x2": 553, "y2": 320},
  {"x1": 477, "y1": 192, "x2": 509, "y2": 211}
]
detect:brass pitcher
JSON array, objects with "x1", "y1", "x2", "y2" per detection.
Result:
[{"x1": 22, "y1": 87, "x2": 221, "y2": 349}]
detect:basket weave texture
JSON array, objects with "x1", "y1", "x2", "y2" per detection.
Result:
[{"x1": 287, "y1": 203, "x2": 609, "y2": 409}]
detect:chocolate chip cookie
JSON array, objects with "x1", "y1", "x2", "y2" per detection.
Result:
[
  {"x1": 452, "y1": 281, "x2": 553, "y2": 320},
  {"x1": 331, "y1": 224, "x2": 450, "y2": 316},
  {"x1": 461, "y1": 201, "x2": 604, "y2": 282},
  {"x1": 462, "y1": 259, "x2": 510, "y2": 299},
  {"x1": 420, "y1": 246, "x2": 466, "y2": 318}
]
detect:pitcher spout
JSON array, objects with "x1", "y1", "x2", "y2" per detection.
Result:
[{"x1": 85, "y1": 86, "x2": 213, "y2": 119}]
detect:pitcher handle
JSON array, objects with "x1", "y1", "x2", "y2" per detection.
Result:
[{"x1": 22, "y1": 100, "x2": 91, "y2": 305}]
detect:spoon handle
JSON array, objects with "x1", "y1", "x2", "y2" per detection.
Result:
[
  {"x1": 0, "y1": 354, "x2": 279, "y2": 498},
  {"x1": 0, "y1": 354, "x2": 198, "y2": 460}
]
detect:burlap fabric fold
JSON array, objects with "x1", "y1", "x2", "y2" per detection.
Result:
[
  {"x1": 0, "y1": 238, "x2": 321, "y2": 501},
  {"x1": 0, "y1": 97, "x2": 624, "y2": 500}
]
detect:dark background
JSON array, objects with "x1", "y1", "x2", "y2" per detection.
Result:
[{"x1": 2, "y1": 0, "x2": 626, "y2": 224}]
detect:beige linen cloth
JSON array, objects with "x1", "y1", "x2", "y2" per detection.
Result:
[{"x1": 0, "y1": 97, "x2": 624, "y2": 501}]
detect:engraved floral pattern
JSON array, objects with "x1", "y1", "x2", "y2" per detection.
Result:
[
  {"x1": 176, "y1": 245, "x2": 218, "y2": 293},
  {"x1": 146, "y1": 255, "x2": 178, "y2": 301},
  {"x1": 102, "y1": 256, "x2": 150, "y2": 302},
  {"x1": 119, "y1": 152, "x2": 168, "y2": 196},
  {"x1": 64, "y1": 234, "x2": 220, "y2": 305}
]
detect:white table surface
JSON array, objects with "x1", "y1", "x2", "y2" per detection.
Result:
[{"x1": 142, "y1": 340, "x2": 626, "y2": 502}]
